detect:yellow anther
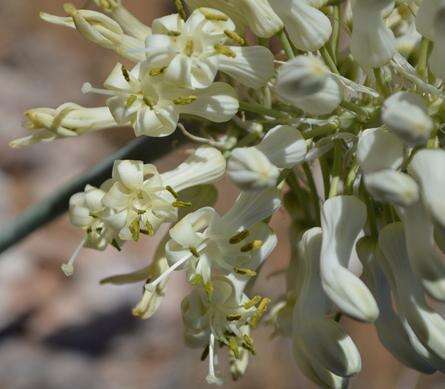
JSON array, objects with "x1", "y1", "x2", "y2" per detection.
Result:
[
  {"x1": 165, "y1": 185, "x2": 179, "y2": 199},
  {"x1": 143, "y1": 97, "x2": 155, "y2": 108},
  {"x1": 149, "y1": 67, "x2": 166, "y2": 77},
  {"x1": 174, "y1": 0, "x2": 187, "y2": 20},
  {"x1": 234, "y1": 267, "x2": 257, "y2": 277},
  {"x1": 129, "y1": 218, "x2": 140, "y2": 241},
  {"x1": 121, "y1": 65, "x2": 131, "y2": 82},
  {"x1": 125, "y1": 95, "x2": 138, "y2": 108},
  {"x1": 224, "y1": 30, "x2": 246, "y2": 46},
  {"x1": 173, "y1": 95, "x2": 197, "y2": 105},
  {"x1": 190, "y1": 247, "x2": 200, "y2": 258},
  {"x1": 191, "y1": 274, "x2": 204, "y2": 286},
  {"x1": 214, "y1": 44, "x2": 236, "y2": 58},
  {"x1": 240, "y1": 240, "x2": 263, "y2": 253},
  {"x1": 227, "y1": 313, "x2": 242, "y2": 321},
  {"x1": 250, "y1": 298, "x2": 271, "y2": 328},
  {"x1": 200, "y1": 9, "x2": 229, "y2": 21},
  {"x1": 229, "y1": 230, "x2": 250, "y2": 244},
  {"x1": 243, "y1": 295, "x2": 262, "y2": 310},
  {"x1": 111, "y1": 239, "x2": 122, "y2": 251},
  {"x1": 172, "y1": 200, "x2": 192, "y2": 208},
  {"x1": 166, "y1": 30, "x2": 181, "y2": 37},
  {"x1": 229, "y1": 337, "x2": 241, "y2": 359},
  {"x1": 143, "y1": 220, "x2": 155, "y2": 236},
  {"x1": 185, "y1": 40, "x2": 194, "y2": 56},
  {"x1": 242, "y1": 334, "x2": 256, "y2": 355},
  {"x1": 204, "y1": 281, "x2": 214, "y2": 297},
  {"x1": 99, "y1": 0, "x2": 120, "y2": 11},
  {"x1": 63, "y1": 3, "x2": 77, "y2": 16}
]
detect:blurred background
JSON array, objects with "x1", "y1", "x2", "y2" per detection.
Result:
[{"x1": 0, "y1": 1, "x2": 443, "y2": 388}]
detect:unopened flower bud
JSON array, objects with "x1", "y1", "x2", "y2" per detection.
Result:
[
  {"x1": 271, "y1": 0, "x2": 332, "y2": 52},
  {"x1": 364, "y1": 169, "x2": 419, "y2": 207},
  {"x1": 382, "y1": 92, "x2": 433, "y2": 146},
  {"x1": 228, "y1": 147, "x2": 280, "y2": 191},
  {"x1": 275, "y1": 56, "x2": 330, "y2": 101}
]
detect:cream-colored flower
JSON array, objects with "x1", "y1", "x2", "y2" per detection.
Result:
[
  {"x1": 144, "y1": 9, "x2": 275, "y2": 89},
  {"x1": 83, "y1": 62, "x2": 239, "y2": 137},
  {"x1": 10, "y1": 104, "x2": 117, "y2": 148}
]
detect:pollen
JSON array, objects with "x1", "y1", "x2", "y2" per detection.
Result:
[
  {"x1": 240, "y1": 240, "x2": 263, "y2": 252},
  {"x1": 224, "y1": 30, "x2": 246, "y2": 46},
  {"x1": 214, "y1": 44, "x2": 236, "y2": 58},
  {"x1": 185, "y1": 40, "x2": 194, "y2": 57},
  {"x1": 173, "y1": 95, "x2": 197, "y2": 105},
  {"x1": 121, "y1": 65, "x2": 131, "y2": 82},
  {"x1": 229, "y1": 229, "x2": 250, "y2": 244},
  {"x1": 200, "y1": 9, "x2": 229, "y2": 22},
  {"x1": 234, "y1": 267, "x2": 257, "y2": 277}
]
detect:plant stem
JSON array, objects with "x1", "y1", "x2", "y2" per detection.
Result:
[
  {"x1": 328, "y1": 140, "x2": 343, "y2": 198},
  {"x1": 239, "y1": 101, "x2": 288, "y2": 119},
  {"x1": 373, "y1": 68, "x2": 390, "y2": 97},
  {"x1": 303, "y1": 163, "x2": 321, "y2": 225},
  {"x1": 0, "y1": 134, "x2": 183, "y2": 255},
  {"x1": 320, "y1": 46, "x2": 340, "y2": 74},
  {"x1": 278, "y1": 29, "x2": 295, "y2": 59}
]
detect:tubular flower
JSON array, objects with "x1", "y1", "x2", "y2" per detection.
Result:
[
  {"x1": 10, "y1": 104, "x2": 117, "y2": 148},
  {"x1": 143, "y1": 8, "x2": 275, "y2": 89},
  {"x1": 82, "y1": 62, "x2": 239, "y2": 137},
  {"x1": 62, "y1": 147, "x2": 225, "y2": 275},
  {"x1": 228, "y1": 125, "x2": 307, "y2": 191}
]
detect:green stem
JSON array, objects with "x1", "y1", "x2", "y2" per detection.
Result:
[
  {"x1": 320, "y1": 46, "x2": 340, "y2": 74},
  {"x1": 345, "y1": 161, "x2": 360, "y2": 195},
  {"x1": 361, "y1": 180, "x2": 379, "y2": 239},
  {"x1": 320, "y1": 156, "x2": 331, "y2": 200},
  {"x1": 329, "y1": 6, "x2": 340, "y2": 64},
  {"x1": 0, "y1": 135, "x2": 183, "y2": 255},
  {"x1": 303, "y1": 163, "x2": 321, "y2": 225},
  {"x1": 278, "y1": 29, "x2": 295, "y2": 59},
  {"x1": 303, "y1": 121, "x2": 338, "y2": 139},
  {"x1": 328, "y1": 140, "x2": 343, "y2": 198},
  {"x1": 373, "y1": 68, "x2": 390, "y2": 97},
  {"x1": 286, "y1": 171, "x2": 311, "y2": 222},
  {"x1": 239, "y1": 101, "x2": 288, "y2": 119},
  {"x1": 417, "y1": 37, "x2": 431, "y2": 80}
]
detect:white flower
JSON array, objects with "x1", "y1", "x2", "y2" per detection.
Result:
[
  {"x1": 293, "y1": 228, "x2": 361, "y2": 383},
  {"x1": 270, "y1": 0, "x2": 332, "y2": 52},
  {"x1": 430, "y1": 5, "x2": 445, "y2": 80},
  {"x1": 10, "y1": 104, "x2": 117, "y2": 148},
  {"x1": 144, "y1": 9, "x2": 275, "y2": 89},
  {"x1": 382, "y1": 92, "x2": 433, "y2": 145},
  {"x1": 364, "y1": 169, "x2": 419, "y2": 207},
  {"x1": 356, "y1": 127, "x2": 404, "y2": 174},
  {"x1": 92, "y1": 0, "x2": 151, "y2": 40},
  {"x1": 275, "y1": 56, "x2": 330, "y2": 101},
  {"x1": 41, "y1": 4, "x2": 146, "y2": 62},
  {"x1": 408, "y1": 149, "x2": 445, "y2": 230},
  {"x1": 143, "y1": 189, "x2": 280, "y2": 292},
  {"x1": 350, "y1": 0, "x2": 396, "y2": 68},
  {"x1": 181, "y1": 275, "x2": 268, "y2": 385},
  {"x1": 357, "y1": 237, "x2": 437, "y2": 374},
  {"x1": 82, "y1": 62, "x2": 239, "y2": 137},
  {"x1": 415, "y1": 0, "x2": 444, "y2": 41},
  {"x1": 277, "y1": 75, "x2": 342, "y2": 116},
  {"x1": 228, "y1": 125, "x2": 307, "y2": 191},
  {"x1": 378, "y1": 223, "x2": 445, "y2": 363},
  {"x1": 186, "y1": 0, "x2": 283, "y2": 38},
  {"x1": 320, "y1": 196, "x2": 379, "y2": 322},
  {"x1": 397, "y1": 201, "x2": 445, "y2": 302}
]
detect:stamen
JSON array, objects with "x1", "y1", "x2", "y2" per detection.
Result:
[
  {"x1": 145, "y1": 253, "x2": 192, "y2": 291},
  {"x1": 243, "y1": 295, "x2": 262, "y2": 309},
  {"x1": 191, "y1": 273, "x2": 204, "y2": 286},
  {"x1": 229, "y1": 229, "x2": 250, "y2": 244},
  {"x1": 143, "y1": 220, "x2": 155, "y2": 236},
  {"x1": 214, "y1": 44, "x2": 236, "y2": 58},
  {"x1": 172, "y1": 200, "x2": 192, "y2": 208},
  {"x1": 121, "y1": 65, "x2": 131, "y2": 82},
  {"x1": 190, "y1": 247, "x2": 200, "y2": 258},
  {"x1": 224, "y1": 30, "x2": 246, "y2": 46},
  {"x1": 166, "y1": 30, "x2": 181, "y2": 37},
  {"x1": 242, "y1": 334, "x2": 256, "y2": 355},
  {"x1": 143, "y1": 96, "x2": 155, "y2": 108},
  {"x1": 240, "y1": 240, "x2": 263, "y2": 253},
  {"x1": 61, "y1": 236, "x2": 86, "y2": 277},
  {"x1": 129, "y1": 218, "x2": 140, "y2": 241},
  {"x1": 126, "y1": 95, "x2": 138, "y2": 108},
  {"x1": 234, "y1": 267, "x2": 257, "y2": 277},
  {"x1": 228, "y1": 337, "x2": 240, "y2": 359},
  {"x1": 204, "y1": 281, "x2": 214, "y2": 297},
  {"x1": 172, "y1": 95, "x2": 197, "y2": 105},
  {"x1": 81, "y1": 82, "x2": 121, "y2": 97},
  {"x1": 200, "y1": 9, "x2": 229, "y2": 21},
  {"x1": 250, "y1": 298, "x2": 271, "y2": 328},
  {"x1": 149, "y1": 67, "x2": 166, "y2": 77},
  {"x1": 185, "y1": 40, "x2": 194, "y2": 57},
  {"x1": 111, "y1": 239, "x2": 122, "y2": 251},
  {"x1": 227, "y1": 313, "x2": 242, "y2": 321},
  {"x1": 166, "y1": 185, "x2": 179, "y2": 199}
]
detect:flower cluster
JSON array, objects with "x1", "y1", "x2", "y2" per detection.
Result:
[{"x1": 11, "y1": 0, "x2": 445, "y2": 386}]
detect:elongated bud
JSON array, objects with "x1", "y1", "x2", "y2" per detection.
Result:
[
  {"x1": 356, "y1": 128, "x2": 404, "y2": 174},
  {"x1": 10, "y1": 104, "x2": 117, "y2": 148},
  {"x1": 238, "y1": 0, "x2": 283, "y2": 38},
  {"x1": 382, "y1": 92, "x2": 433, "y2": 146},
  {"x1": 364, "y1": 170, "x2": 419, "y2": 207},
  {"x1": 228, "y1": 147, "x2": 280, "y2": 191},
  {"x1": 275, "y1": 56, "x2": 330, "y2": 101},
  {"x1": 160, "y1": 147, "x2": 226, "y2": 193},
  {"x1": 271, "y1": 0, "x2": 332, "y2": 52},
  {"x1": 351, "y1": 0, "x2": 396, "y2": 68}
]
